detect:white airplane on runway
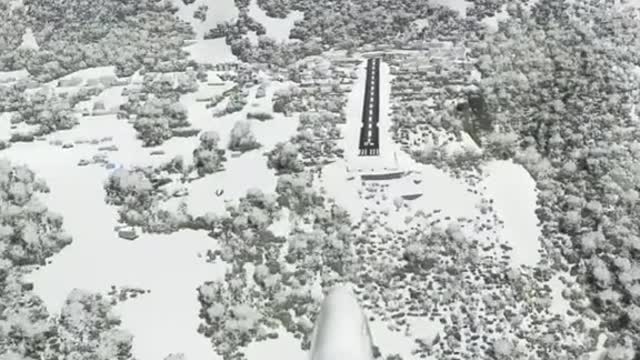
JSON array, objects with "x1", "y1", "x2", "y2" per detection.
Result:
[{"x1": 309, "y1": 284, "x2": 375, "y2": 360}]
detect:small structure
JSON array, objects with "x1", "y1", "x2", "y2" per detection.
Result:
[
  {"x1": 118, "y1": 228, "x2": 139, "y2": 241},
  {"x1": 360, "y1": 170, "x2": 405, "y2": 181},
  {"x1": 401, "y1": 193, "x2": 423, "y2": 201}
]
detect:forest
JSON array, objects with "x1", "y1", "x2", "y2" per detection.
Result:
[{"x1": 469, "y1": 0, "x2": 640, "y2": 354}]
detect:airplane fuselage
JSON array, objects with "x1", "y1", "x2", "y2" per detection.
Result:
[{"x1": 309, "y1": 284, "x2": 375, "y2": 360}]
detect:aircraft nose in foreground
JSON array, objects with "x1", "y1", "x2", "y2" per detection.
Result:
[{"x1": 309, "y1": 284, "x2": 375, "y2": 360}]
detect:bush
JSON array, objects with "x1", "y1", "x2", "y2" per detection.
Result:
[
  {"x1": 133, "y1": 117, "x2": 172, "y2": 147},
  {"x1": 104, "y1": 167, "x2": 155, "y2": 209},
  {"x1": 228, "y1": 120, "x2": 261, "y2": 152},
  {"x1": 247, "y1": 111, "x2": 273, "y2": 121},
  {"x1": 172, "y1": 128, "x2": 201, "y2": 138},
  {"x1": 275, "y1": 172, "x2": 323, "y2": 215},
  {"x1": 194, "y1": 5, "x2": 208, "y2": 22},
  {"x1": 0, "y1": 160, "x2": 72, "y2": 266},
  {"x1": 193, "y1": 131, "x2": 226, "y2": 176},
  {"x1": 266, "y1": 142, "x2": 304, "y2": 174},
  {"x1": 9, "y1": 132, "x2": 35, "y2": 143},
  {"x1": 225, "y1": 91, "x2": 249, "y2": 114}
]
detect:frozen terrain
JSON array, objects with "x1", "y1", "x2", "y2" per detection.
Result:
[
  {"x1": 0, "y1": 43, "x2": 548, "y2": 359},
  {"x1": 482, "y1": 160, "x2": 542, "y2": 268},
  {"x1": 4, "y1": 137, "x2": 227, "y2": 360},
  {"x1": 0, "y1": 67, "x2": 300, "y2": 360},
  {"x1": 1, "y1": 1, "x2": 612, "y2": 355},
  {"x1": 0, "y1": 68, "x2": 298, "y2": 360},
  {"x1": 247, "y1": 0, "x2": 304, "y2": 42}
]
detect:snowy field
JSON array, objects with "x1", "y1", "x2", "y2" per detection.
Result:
[
  {"x1": 2, "y1": 136, "x2": 227, "y2": 360},
  {"x1": 0, "y1": 49, "x2": 342, "y2": 358},
  {"x1": 482, "y1": 160, "x2": 542, "y2": 268},
  {"x1": 184, "y1": 39, "x2": 238, "y2": 65},
  {"x1": 0, "y1": 66, "x2": 299, "y2": 360}
]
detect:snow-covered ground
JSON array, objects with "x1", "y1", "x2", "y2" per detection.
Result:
[
  {"x1": 53, "y1": 65, "x2": 116, "y2": 85},
  {"x1": 0, "y1": 40, "x2": 552, "y2": 359},
  {"x1": 370, "y1": 317, "x2": 443, "y2": 360},
  {"x1": 184, "y1": 39, "x2": 237, "y2": 65},
  {"x1": 0, "y1": 69, "x2": 30, "y2": 84},
  {"x1": 481, "y1": 4, "x2": 511, "y2": 33},
  {"x1": 247, "y1": 0, "x2": 303, "y2": 42},
  {"x1": 0, "y1": 67, "x2": 298, "y2": 360},
  {"x1": 429, "y1": 0, "x2": 472, "y2": 15},
  {"x1": 548, "y1": 273, "x2": 572, "y2": 316},
  {"x1": 0, "y1": 112, "x2": 12, "y2": 140},
  {"x1": 2, "y1": 137, "x2": 226, "y2": 360},
  {"x1": 174, "y1": 0, "x2": 239, "y2": 65},
  {"x1": 164, "y1": 82, "x2": 300, "y2": 216},
  {"x1": 482, "y1": 160, "x2": 541, "y2": 268},
  {"x1": 18, "y1": 27, "x2": 39, "y2": 50},
  {"x1": 245, "y1": 330, "x2": 306, "y2": 360},
  {"x1": 174, "y1": 0, "x2": 239, "y2": 40}
]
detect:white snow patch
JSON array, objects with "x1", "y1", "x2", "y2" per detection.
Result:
[
  {"x1": 182, "y1": 150, "x2": 278, "y2": 216},
  {"x1": 92, "y1": 85, "x2": 127, "y2": 112},
  {"x1": 321, "y1": 160, "x2": 365, "y2": 222},
  {"x1": 9, "y1": 0, "x2": 23, "y2": 10},
  {"x1": 369, "y1": 317, "x2": 442, "y2": 360},
  {"x1": 185, "y1": 39, "x2": 237, "y2": 65},
  {"x1": 0, "y1": 112, "x2": 13, "y2": 140},
  {"x1": 45, "y1": 114, "x2": 161, "y2": 168},
  {"x1": 268, "y1": 207, "x2": 292, "y2": 237},
  {"x1": 589, "y1": 333, "x2": 608, "y2": 360},
  {"x1": 18, "y1": 27, "x2": 39, "y2": 50},
  {"x1": 482, "y1": 160, "x2": 541, "y2": 268},
  {"x1": 429, "y1": 0, "x2": 472, "y2": 15},
  {"x1": 388, "y1": 164, "x2": 479, "y2": 220},
  {"x1": 481, "y1": 5, "x2": 511, "y2": 33},
  {"x1": 0, "y1": 69, "x2": 30, "y2": 83},
  {"x1": 55, "y1": 66, "x2": 116, "y2": 85},
  {"x1": 174, "y1": 0, "x2": 239, "y2": 40},
  {"x1": 406, "y1": 316, "x2": 443, "y2": 346},
  {"x1": 245, "y1": 329, "x2": 306, "y2": 360},
  {"x1": 247, "y1": 31, "x2": 259, "y2": 46},
  {"x1": 548, "y1": 273, "x2": 571, "y2": 317},
  {"x1": 247, "y1": 0, "x2": 303, "y2": 43}
]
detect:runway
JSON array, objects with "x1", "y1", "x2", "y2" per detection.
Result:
[{"x1": 359, "y1": 58, "x2": 381, "y2": 156}]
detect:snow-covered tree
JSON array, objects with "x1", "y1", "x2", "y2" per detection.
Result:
[
  {"x1": 193, "y1": 131, "x2": 225, "y2": 176},
  {"x1": 228, "y1": 120, "x2": 261, "y2": 152},
  {"x1": 267, "y1": 142, "x2": 304, "y2": 174}
]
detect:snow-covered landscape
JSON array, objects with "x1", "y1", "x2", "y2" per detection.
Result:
[{"x1": 1, "y1": 0, "x2": 639, "y2": 359}]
